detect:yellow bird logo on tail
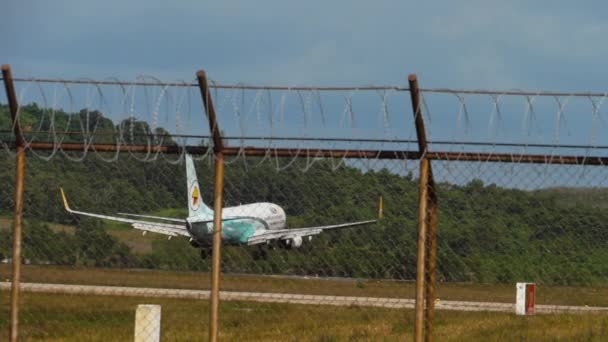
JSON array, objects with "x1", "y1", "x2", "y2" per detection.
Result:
[{"x1": 191, "y1": 185, "x2": 200, "y2": 208}]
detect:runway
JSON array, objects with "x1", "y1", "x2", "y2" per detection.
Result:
[{"x1": 2, "y1": 282, "x2": 607, "y2": 314}]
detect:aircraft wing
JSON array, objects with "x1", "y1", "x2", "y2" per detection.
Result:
[
  {"x1": 60, "y1": 188, "x2": 190, "y2": 237},
  {"x1": 246, "y1": 219, "x2": 377, "y2": 246}
]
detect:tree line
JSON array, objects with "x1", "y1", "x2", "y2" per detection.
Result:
[{"x1": 1, "y1": 104, "x2": 607, "y2": 286}]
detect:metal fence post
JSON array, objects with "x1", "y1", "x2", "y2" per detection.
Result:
[
  {"x1": 414, "y1": 157, "x2": 429, "y2": 341},
  {"x1": 2, "y1": 64, "x2": 26, "y2": 342},
  {"x1": 196, "y1": 70, "x2": 225, "y2": 342},
  {"x1": 425, "y1": 190, "x2": 438, "y2": 342},
  {"x1": 408, "y1": 74, "x2": 439, "y2": 342}
]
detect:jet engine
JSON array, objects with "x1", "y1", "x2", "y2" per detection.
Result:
[
  {"x1": 291, "y1": 236, "x2": 303, "y2": 248},
  {"x1": 279, "y1": 236, "x2": 303, "y2": 249},
  {"x1": 189, "y1": 238, "x2": 201, "y2": 248}
]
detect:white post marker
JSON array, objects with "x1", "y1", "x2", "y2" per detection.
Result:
[
  {"x1": 134, "y1": 304, "x2": 161, "y2": 342},
  {"x1": 515, "y1": 282, "x2": 536, "y2": 315}
]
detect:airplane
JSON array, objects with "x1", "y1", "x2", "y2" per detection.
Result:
[{"x1": 60, "y1": 154, "x2": 377, "y2": 258}]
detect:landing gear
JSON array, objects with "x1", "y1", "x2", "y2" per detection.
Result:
[
  {"x1": 200, "y1": 248, "x2": 212, "y2": 259},
  {"x1": 252, "y1": 246, "x2": 268, "y2": 260}
]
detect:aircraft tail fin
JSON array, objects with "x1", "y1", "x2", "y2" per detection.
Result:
[{"x1": 186, "y1": 154, "x2": 213, "y2": 219}]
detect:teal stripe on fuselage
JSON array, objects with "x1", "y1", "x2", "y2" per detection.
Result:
[
  {"x1": 222, "y1": 220, "x2": 258, "y2": 244},
  {"x1": 189, "y1": 218, "x2": 261, "y2": 246}
]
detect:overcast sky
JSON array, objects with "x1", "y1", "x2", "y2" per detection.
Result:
[{"x1": 3, "y1": 1, "x2": 608, "y2": 90}]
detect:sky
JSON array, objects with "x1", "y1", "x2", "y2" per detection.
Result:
[
  {"x1": 4, "y1": 0, "x2": 608, "y2": 159},
  {"x1": 3, "y1": 0, "x2": 608, "y2": 90},
  {"x1": 3, "y1": 1, "x2": 608, "y2": 189}
]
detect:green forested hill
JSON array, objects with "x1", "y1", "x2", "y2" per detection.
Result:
[
  {"x1": 1, "y1": 104, "x2": 608, "y2": 286},
  {"x1": 534, "y1": 187, "x2": 608, "y2": 209}
]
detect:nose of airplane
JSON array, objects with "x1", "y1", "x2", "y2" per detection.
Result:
[{"x1": 276, "y1": 204, "x2": 287, "y2": 225}]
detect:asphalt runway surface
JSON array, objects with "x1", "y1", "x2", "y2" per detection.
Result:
[{"x1": 2, "y1": 282, "x2": 607, "y2": 314}]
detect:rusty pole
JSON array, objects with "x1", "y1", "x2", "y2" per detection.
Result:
[
  {"x1": 414, "y1": 158, "x2": 429, "y2": 341},
  {"x1": 409, "y1": 75, "x2": 428, "y2": 154},
  {"x1": 196, "y1": 70, "x2": 225, "y2": 342},
  {"x1": 208, "y1": 151, "x2": 225, "y2": 341},
  {"x1": 424, "y1": 191, "x2": 438, "y2": 342},
  {"x1": 3, "y1": 64, "x2": 26, "y2": 342},
  {"x1": 408, "y1": 74, "x2": 439, "y2": 342},
  {"x1": 197, "y1": 71, "x2": 223, "y2": 155}
]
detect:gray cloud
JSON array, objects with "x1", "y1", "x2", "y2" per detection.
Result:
[{"x1": 3, "y1": 0, "x2": 608, "y2": 91}]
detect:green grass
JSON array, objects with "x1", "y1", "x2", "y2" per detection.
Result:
[
  {"x1": 1, "y1": 292, "x2": 608, "y2": 341},
  {"x1": 0, "y1": 217, "x2": 11, "y2": 230},
  {"x1": 2, "y1": 216, "x2": 608, "y2": 339},
  {"x1": 0, "y1": 217, "x2": 74, "y2": 234},
  {"x1": 101, "y1": 208, "x2": 186, "y2": 253},
  {"x1": 2, "y1": 265, "x2": 608, "y2": 307},
  {"x1": 1, "y1": 213, "x2": 190, "y2": 254},
  {"x1": 0, "y1": 215, "x2": 165, "y2": 253}
]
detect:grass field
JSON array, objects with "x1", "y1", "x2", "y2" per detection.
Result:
[
  {"x1": 1, "y1": 292, "x2": 608, "y2": 341},
  {"x1": 2, "y1": 264, "x2": 608, "y2": 307},
  {"x1": 3, "y1": 218, "x2": 608, "y2": 340},
  {"x1": 4, "y1": 216, "x2": 606, "y2": 305},
  {"x1": 0, "y1": 215, "x2": 163, "y2": 254}
]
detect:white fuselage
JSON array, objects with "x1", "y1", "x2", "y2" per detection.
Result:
[
  {"x1": 222, "y1": 202, "x2": 287, "y2": 230},
  {"x1": 187, "y1": 202, "x2": 287, "y2": 246}
]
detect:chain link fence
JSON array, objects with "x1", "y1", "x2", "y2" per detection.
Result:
[{"x1": 2, "y1": 70, "x2": 608, "y2": 340}]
